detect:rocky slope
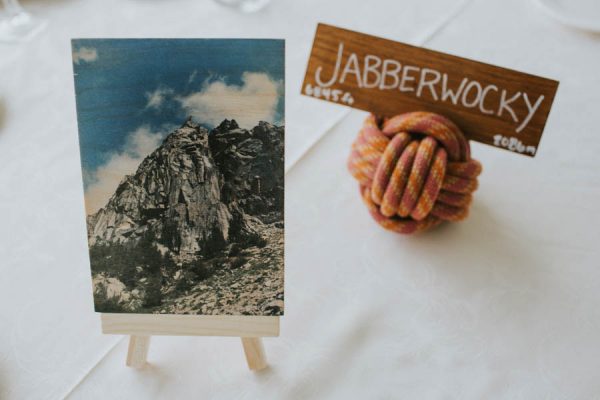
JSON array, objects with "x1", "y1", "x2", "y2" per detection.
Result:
[
  {"x1": 161, "y1": 223, "x2": 284, "y2": 315},
  {"x1": 87, "y1": 117, "x2": 284, "y2": 315}
]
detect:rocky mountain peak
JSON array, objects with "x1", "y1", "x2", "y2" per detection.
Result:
[
  {"x1": 161, "y1": 117, "x2": 208, "y2": 147},
  {"x1": 183, "y1": 115, "x2": 195, "y2": 126},
  {"x1": 87, "y1": 117, "x2": 284, "y2": 261},
  {"x1": 215, "y1": 118, "x2": 239, "y2": 132}
]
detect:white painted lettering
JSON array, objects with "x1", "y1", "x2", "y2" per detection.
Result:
[
  {"x1": 497, "y1": 90, "x2": 521, "y2": 123},
  {"x1": 461, "y1": 81, "x2": 483, "y2": 108},
  {"x1": 517, "y1": 93, "x2": 544, "y2": 133},
  {"x1": 399, "y1": 65, "x2": 419, "y2": 93},
  {"x1": 479, "y1": 85, "x2": 498, "y2": 115},
  {"x1": 379, "y1": 59, "x2": 401, "y2": 90},
  {"x1": 315, "y1": 42, "x2": 344, "y2": 87},
  {"x1": 340, "y1": 52, "x2": 363, "y2": 87},
  {"x1": 362, "y1": 55, "x2": 382, "y2": 89},
  {"x1": 416, "y1": 68, "x2": 441, "y2": 100},
  {"x1": 441, "y1": 75, "x2": 468, "y2": 105}
]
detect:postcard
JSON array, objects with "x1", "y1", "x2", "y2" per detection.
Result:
[{"x1": 72, "y1": 39, "x2": 284, "y2": 315}]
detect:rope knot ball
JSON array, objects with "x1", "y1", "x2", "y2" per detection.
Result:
[{"x1": 348, "y1": 112, "x2": 482, "y2": 234}]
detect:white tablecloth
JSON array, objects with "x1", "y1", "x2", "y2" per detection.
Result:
[{"x1": 1, "y1": 0, "x2": 599, "y2": 398}]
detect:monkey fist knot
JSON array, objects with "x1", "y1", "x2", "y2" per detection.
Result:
[{"x1": 348, "y1": 112, "x2": 482, "y2": 234}]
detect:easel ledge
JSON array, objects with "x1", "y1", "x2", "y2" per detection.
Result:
[{"x1": 101, "y1": 313, "x2": 280, "y2": 370}]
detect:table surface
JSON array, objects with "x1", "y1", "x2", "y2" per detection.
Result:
[{"x1": 1, "y1": 0, "x2": 600, "y2": 399}]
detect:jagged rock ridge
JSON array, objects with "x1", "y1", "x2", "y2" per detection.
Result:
[{"x1": 87, "y1": 117, "x2": 284, "y2": 259}]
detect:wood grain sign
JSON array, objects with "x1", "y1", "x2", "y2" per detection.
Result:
[{"x1": 302, "y1": 24, "x2": 559, "y2": 157}]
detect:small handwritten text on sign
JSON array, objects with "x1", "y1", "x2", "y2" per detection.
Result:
[{"x1": 302, "y1": 24, "x2": 559, "y2": 157}]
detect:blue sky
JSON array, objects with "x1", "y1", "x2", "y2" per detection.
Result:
[{"x1": 72, "y1": 39, "x2": 284, "y2": 213}]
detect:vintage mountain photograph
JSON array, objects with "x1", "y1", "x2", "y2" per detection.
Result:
[{"x1": 72, "y1": 39, "x2": 284, "y2": 315}]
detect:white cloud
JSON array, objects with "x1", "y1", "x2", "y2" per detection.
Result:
[
  {"x1": 177, "y1": 72, "x2": 282, "y2": 128},
  {"x1": 145, "y1": 87, "x2": 173, "y2": 110},
  {"x1": 84, "y1": 126, "x2": 164, "y2": 214},
  {"x1": 72, "y1": 47, "x2": 98, "y2": 64}
]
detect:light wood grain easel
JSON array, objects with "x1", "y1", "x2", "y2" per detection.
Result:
[{"x1": 101, "y1": 314, "x2": 279, "y2": 371}]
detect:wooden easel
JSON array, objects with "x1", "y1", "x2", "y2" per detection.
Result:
[{"x1": 101, "y1": 313, "x2": 280, "y2": 371}]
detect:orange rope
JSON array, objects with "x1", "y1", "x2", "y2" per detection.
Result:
[{"x1": 348, "y1": 112, "x2": 482, "y2": 234}]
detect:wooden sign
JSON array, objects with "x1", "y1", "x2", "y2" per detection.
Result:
[{"x1": 302, "y1": 24, "x2": 559, "y2": 157}]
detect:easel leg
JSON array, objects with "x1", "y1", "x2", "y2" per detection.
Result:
[
  {"x1": 241, "y1": 337, "x2": 268, "y2": 371},
  {"x1": 126, "y1": 335, "x2": 150, "y2": 368}
]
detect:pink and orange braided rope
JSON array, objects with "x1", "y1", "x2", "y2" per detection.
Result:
[{"x1": 348, "y1": 112, "x2": 482, "y2": 234}]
